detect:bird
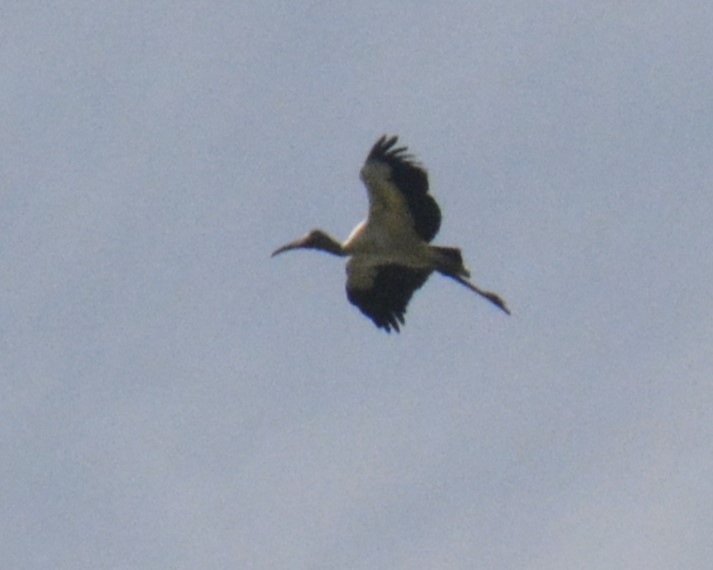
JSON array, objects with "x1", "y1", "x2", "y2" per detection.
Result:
[{"x1": 272, "y1": 135, "x2": 510, "y2": 332}]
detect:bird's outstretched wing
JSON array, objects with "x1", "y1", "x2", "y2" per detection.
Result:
[
  {"x1": 360, "y1": 135, "x2": 442, "y2": 243},
  {"x1": 346, "y1": 259, "x2": 431, "y2": 332}
]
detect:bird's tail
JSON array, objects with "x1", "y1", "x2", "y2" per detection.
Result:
[{"x1": 431, "y1": 246, "x2": 470, "y2": 277}]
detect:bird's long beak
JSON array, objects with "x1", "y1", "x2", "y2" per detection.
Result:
[{"x1": 271, "y1": 237, "x2": 306, "y2": 257}]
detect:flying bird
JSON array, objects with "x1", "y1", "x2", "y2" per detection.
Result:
[{"x1": 272, "y1": 135, "x2": 510, "y2": 332}]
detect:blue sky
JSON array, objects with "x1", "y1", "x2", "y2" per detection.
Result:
[{"x1": 3, "y1": 2, "x2": 712, "y2": 568}]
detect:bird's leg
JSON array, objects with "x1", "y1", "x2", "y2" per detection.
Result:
[{"x1": 449, "y1": 275, "x2": 511, "y2": 315}]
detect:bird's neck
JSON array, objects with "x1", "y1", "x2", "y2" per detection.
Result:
[{"x1": 313, "y1": 232, "x2": 347, "y2": 257}]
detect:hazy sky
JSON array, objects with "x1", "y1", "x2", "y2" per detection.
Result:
[{"x1": 3, "y1": 2, "x2": 712, "y2": 569}]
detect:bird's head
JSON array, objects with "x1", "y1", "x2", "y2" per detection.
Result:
[{"x1": 271, "y1": 229, "x2": 345, "y2": 257}]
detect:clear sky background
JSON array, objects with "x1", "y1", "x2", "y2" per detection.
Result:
[{"x1": 3, "y1": 2, "x2": 712, "y2": 569}]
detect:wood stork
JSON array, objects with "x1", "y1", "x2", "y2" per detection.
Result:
[{"x1": 272, "y1": 135, "x2": 510, "y2": 332}]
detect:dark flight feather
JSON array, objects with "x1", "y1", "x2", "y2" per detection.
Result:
[
  {"x1": 366, "y1": 135, "x2": 442, "y2": 243},
  {"x1": 346, "y1": 264, "x2": 431, "y2": 333}
]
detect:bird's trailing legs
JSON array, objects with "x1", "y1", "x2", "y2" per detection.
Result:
[{"x1": 449, "y1": 275, "x2": 511, "y2": 315}]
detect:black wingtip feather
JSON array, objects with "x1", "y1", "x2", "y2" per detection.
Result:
[{"x1": 367, "y1": 135, "x2": 420, "y2": 176}]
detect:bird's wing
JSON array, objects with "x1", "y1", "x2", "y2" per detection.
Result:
[
  {"x1": 346, "y1": 257, "x2": 431, "y2": 332},
  {"x1": 359, "y1": 135, "x2": 442, "y2": 243}
]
